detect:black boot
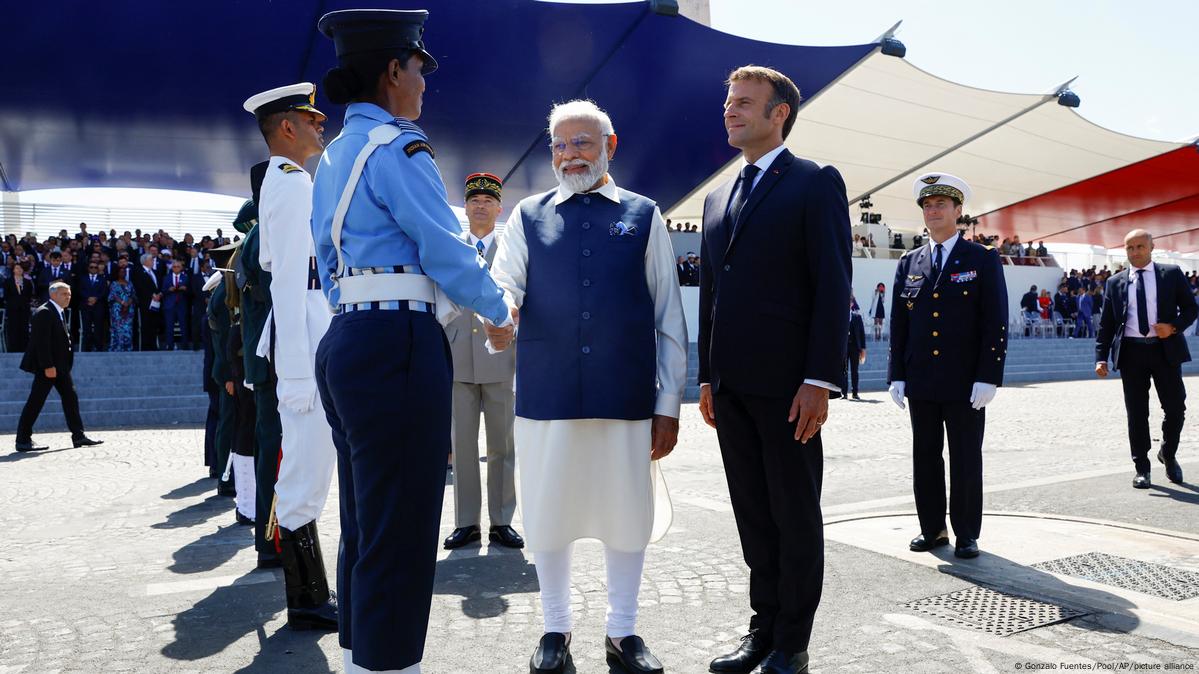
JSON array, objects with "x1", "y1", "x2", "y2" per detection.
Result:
[{"x1": 279, "y1": 521, "x2": 338, "y2": 631}]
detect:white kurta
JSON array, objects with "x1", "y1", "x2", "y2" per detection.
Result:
[
  {"x1": 258, "y1": 155, "x2": 337, "y2": 531},
  {"x1": 491, "y1": 177, "x2": 688, "y2": 553}
]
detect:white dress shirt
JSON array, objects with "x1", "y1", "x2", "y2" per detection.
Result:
[
  {"x1": 742, "y1": 144, "x2": 787, "y2": 193},
  {"x1": 927, "y1": 231, "x2": 960, "y2": 284},
  {"x1": 492, "y1": 175, "x2": 689, "y2": 418},
  {"x1": 1123, "y1": 261, "x2": 1159, "y2": 338},
  {"x1": 468, "y1": 231, "x2": 496, "y2": 253}
]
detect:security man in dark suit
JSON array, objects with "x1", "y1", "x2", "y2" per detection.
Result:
[
  {"x1": 888, "y1": 173, "x2": 1007, "y2": 560},
  {"x1": 79, "y1": 261, "x2": 109, "y2": 352},
  {"x1": 1095, "y1": 229, "x2": 1197, "y2": 487},
  {"x1": 843, "y1": 301, "x2": 866, "y2": 400},
  {"x1": 15, "y1": 282, "x2": 103, "y2": 452},
  {"x1": 699, "y1": 65, "x2": 851, "y2": 674}
]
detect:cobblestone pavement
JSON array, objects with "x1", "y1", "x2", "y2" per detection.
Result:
[{"x1": 2, "y1": 377, "x2": 1198, "y2": 673}]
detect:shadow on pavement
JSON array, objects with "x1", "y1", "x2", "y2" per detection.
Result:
[
  {"x1": 931, "y1": 547, "x2": 1140, "y2": 634},
  {"x1": 153, "y1": 495, "x2": 232, "y2": 530},
  {"x1": 1148, "y1": 481, "x2": 1199, "y2": 505},
  {"x1": 0, "y1": 446, "x2": 75, "y2": 463},
  {"x1": 163, "y1": 476, "x2": 218, "y2": 500},
  {"x1": 161, "y1": 570, "x2": 332, "y2": 672},
  {"x1": 169, "y1": 525, "x2": 254, "y2": 574},
  {"x1": 434, "y1": 544, "x2": 539, "y2": 619},
  {"x1": 235, "y1": 622, "x2": 335, "y2": 673}
]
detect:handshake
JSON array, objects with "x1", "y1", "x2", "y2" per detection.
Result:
[{"x1": 483, "y1": 305, "x2": 519, "y2": 352}]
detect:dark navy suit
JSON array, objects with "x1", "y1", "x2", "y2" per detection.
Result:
[
  {"x1": 1095, "y1": 263, "x2": 1197, "y2": 473},
  {"x1": 699, "y1": 148, "x2": 851, "y2": 654},
  {"x1": 159, "y1": 271, "x2": 191, "y2": 350},
  {"x1": 79, "y1": 273, "x2": 109, "y2": 352},
  {"x1": 888, "y1": 233, "x2": 1007, "y2": 541}
]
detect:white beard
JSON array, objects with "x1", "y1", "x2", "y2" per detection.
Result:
[{"x1": 554, "y1": 152, "x2": 609, "y2": 194}]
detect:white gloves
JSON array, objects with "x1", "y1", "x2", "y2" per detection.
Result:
[
  {"x1": 889, "y1": 381, "x2": 906, "y2": 409},
  {"x1": 277, "y1": 377, "x2": 318, "y2": 414},
  {"x1": 969, "y1": 382, "x2": 997, "y2": 410}
]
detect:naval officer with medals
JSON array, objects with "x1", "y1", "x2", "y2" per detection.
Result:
[
  {"x1": 310, "y1": 9, "x2": 515, "y2": 673},
  {"x1": 887, "y1": 173, "x2": 1008, "y2": 560}
]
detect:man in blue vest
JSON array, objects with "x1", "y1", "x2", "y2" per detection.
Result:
[{"x1": 491, "y1": 100, "x2": 688, "y2": 674}]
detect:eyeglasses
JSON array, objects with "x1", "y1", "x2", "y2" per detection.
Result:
[{"x1": 549, "y1": 134, "x2": 608, "y2": 156}]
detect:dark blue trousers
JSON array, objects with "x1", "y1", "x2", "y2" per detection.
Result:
[
  {"x1": 908, "y1": 399, "x2": 984, "y2": 541},
  {"x1": 315, "y1": 309, "x2": 451, "y2": 672}
]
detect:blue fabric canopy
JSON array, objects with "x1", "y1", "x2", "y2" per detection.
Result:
[{"x1": 1, "y1": 1, "x2": 876, "y2": 210}]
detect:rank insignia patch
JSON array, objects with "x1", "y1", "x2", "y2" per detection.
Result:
[
  {"x1": 921, "y1": 175, "x2": 940, "y2": 184},
  {"x1": 279, "y1": 163, "x2": 303, "y2": 174}
]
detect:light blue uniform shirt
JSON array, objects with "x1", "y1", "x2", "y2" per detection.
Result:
[{"x1": 310, "y1": 102, "x2": 508, "y2": 325}]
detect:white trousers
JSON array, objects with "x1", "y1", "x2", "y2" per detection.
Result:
[
  {"x1": 274, "y1": 404, "x2": 337, "y2": 531},
  {"x1": 343, "y1": 649, "x2": 419, "y2": 674},
  {"x1": 232, "y1": 454, "x2": 257, "y2": 520},
  {"x1": 534, "y1": 543, "x2": 646, "y2": 637}
]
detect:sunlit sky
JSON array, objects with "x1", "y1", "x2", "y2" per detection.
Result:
[{"x1": 20, "y1": 0, "x2": 1198, "y2": 212}]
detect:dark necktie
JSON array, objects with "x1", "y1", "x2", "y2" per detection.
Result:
[
  {"x1": 1136, "y1": 269, "x2": 1149, "y2": 336},
  {"x1": 476, "y1": 240, "x2": 486, "y2": 256},
  {"x1": 727, "y1": 164, "x2": 761, "y2": 238},
  {"x1": 932, "y1": 243, "x2": 944, "y2": 280}
]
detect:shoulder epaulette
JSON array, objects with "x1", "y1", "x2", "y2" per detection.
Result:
[{"x1": 279, "y1": 163, "x2": 303, "y2": 174}]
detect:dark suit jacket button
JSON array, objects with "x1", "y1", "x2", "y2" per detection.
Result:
[
  {"x1": 581, "y1": 346, "x2": 591, "y2": 354},
  {"x1": 723, "y1": 264, "x2": 730, "y2": 272},
  {"x1": 582, "y1": 311, "x2": 591, "y2": 320}
]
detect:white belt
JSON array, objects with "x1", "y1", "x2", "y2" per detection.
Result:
[{"x1": 335, "y1": 272, "x2": 437, "y2": 306}]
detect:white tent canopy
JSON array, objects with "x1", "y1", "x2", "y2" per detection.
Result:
[{"x1": 666, "y1": 51, "x2": 1182, "y2": 237}]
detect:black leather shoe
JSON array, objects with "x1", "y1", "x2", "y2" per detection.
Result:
[
  {"x1": 217, "y1": 480, "x2": 237, "y2": 497},
  {"x1": 72, "y1": 435, "x2": 103, "y2": 448},
  {"x1": 287, "y1": 601, "x2": 338, "y2": 631},
  {"x1": 444, "y1": 525, "x2": 482, "y2": 549},
  {"x1": 530, "y1": 632, "x2": 571, "y2": 673},
  {"x1": 606, "y1": 635, "x2": 664, "y2": 674},
  {"x1": 852, "y1": 393, "x2": 861, "y2": 400},
  {"x1": 490, "y1": 525, "x2": 525, "y2": 549},
  {"x1": 15, "y1": 440, "x2": 48, "y2": 453},
  {"x1": 954, "y1": 538, "x2": 979, "y2": 559},
  {"x1": 1133, "y1": 472, "x2": 1151, "y2": 489},
  {"x1": 909, "y1": 531, "x2": 950, "y2": 552},
  {"x1": 1158, "y1": 450, "x2": 1183, "y2": 484},
  {"x1": 753, "y1": 650, "x2": 808, "y2": 674},
  {"x1": 257, "y1": 551, "x2": 283, "y2": 569},
  {"x1": 235, "y1": 511, "x2": 254, "y2": 526},
  {"x1": 710, "y1": 628, "x2": 772, "y2": 673}
]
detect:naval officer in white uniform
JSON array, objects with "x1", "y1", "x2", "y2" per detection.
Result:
[{"x1": 243, "y1": 82, "x2": 338, "y2": 631}]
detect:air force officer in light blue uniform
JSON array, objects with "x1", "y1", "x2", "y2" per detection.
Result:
[{"x1": 310, "y1": 9, "x2": 514, "y2": 674}]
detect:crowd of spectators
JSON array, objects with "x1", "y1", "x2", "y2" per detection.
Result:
[
  {"x1": 1, "y1": 222, "x2": 234, "y2": 353},
  {"x1": 666, "y1": 218, "x2": 699, "y2": 233},
  {"x1": 1019, "y1": 266, "x2": 1199, "y2": 338},
  {"x1": 676, "y1": 253, "x2": 700, "y2": 286}
]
